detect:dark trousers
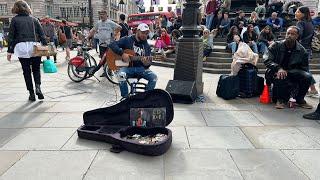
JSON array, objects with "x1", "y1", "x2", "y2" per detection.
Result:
[
  {"x1": 99, "y1": 45, "x2": 108, "y2": 59},
  {"x1": 203, "y1": 48, "x2": 212, "y2": 57},
  {"x1": 19, "y1": 57, "x2": 41, "y2": 92},
  {"x1": 266, "y1": 69, "x2": 312, "y2": 102},
  {"x1": 97, "y1": 46, "x2": 109, "y2": 70}
]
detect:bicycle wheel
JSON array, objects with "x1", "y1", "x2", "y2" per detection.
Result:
[
  {"x1": 67, "y1": 62, "x2": 87, "y2": 82},
  {"x1": 84, "y1": 53, "x2": 97, "y2": 72},
  {"x1": 104, "y1": 64, "x2": 119, "y2": 84},
  {"x1": 67, "y1": 53, "x2": 96, "y2": 82}
]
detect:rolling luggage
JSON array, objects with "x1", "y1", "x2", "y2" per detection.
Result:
[
  {"x1": 238, "y1": 63, "x2": 258, "y2": 98},
  {"x1": 77, "y1": 89, "x2": 174, "y2": 156},
  {"x1": 216, "y1": 75, "x2": 239, "y2": 100}
]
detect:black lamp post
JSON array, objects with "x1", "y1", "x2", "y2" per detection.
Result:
[
  {"x1": 88, "y1": 0, "x2": 93, "y2": 28},
  {"x1": 79, "y1": 2, "x2": 86, "y2": 28},
  {"x1": 165, "y1": 0, "x2": 203, "y2": 104}
]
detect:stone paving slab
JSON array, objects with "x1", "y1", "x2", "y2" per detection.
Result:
[
  {"x1": 242, "y1": 127, "x2": 320, "y2": 149},
  {"x1": 187, "y1": 127, "x2": 254, "y2": 149},
  {"x1": 168, "y1": 110, "x2": 206, "y2": 127},
  {"x1": 0, "y1": 151, "x2": 97, "y2": 180},
  {"x1": 0, "y1": 102, "x2": 15, "y2": 111},
  {"x1": 42, "y1": 113, "x2": 83, "y2": 128},
  {"x1": 61, "y1": 133, "x2": 110, "y2": 150},
  {"x1": 164, "y1": 149, "x2": 243, "y2": 180},
  {"x1": 84, "y1": 150, "x2": 164, "y2": 180},
  {"x1": 0, "y1": 102, "x2": 57, "y2": 113},
  {"x1": 282, "y1": 150, "x2": 320, "y2": 180},
  {"x1": 298, "y1": 127, "x2": 320, "y2": 145},
  {"x1": 0, "y1": 128, "x2": 75, "y2": 150},
  {"x1": 229, "y1": 149, "x2": 309, "y2": 180},
  {"x1": 46, "y1": 101, "x2": 105, "y2": 113},
  {"x1": 0, "y1": 151, "x2": 26, "y2": 176},
  {"x1": 0, "y1": 129, "x2": 24, "y2": 148},
  {"x1": 168, "y1": 127, "x2": 190, "y2": 149},
  {"x1": 202, "y1": 111, "x2": 263, "y2": 127},
  {"x1": 0, "y1": 113, "x2": 56, "y2": 128},
  {"x1": 250, "y1": 110, "x2": 320, "y2": 126}
]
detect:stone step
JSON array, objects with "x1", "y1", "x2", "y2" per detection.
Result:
[
  {"x1": 212, "y1": 37, "x2": 227, "y2": 42},
  {"x1": 167, "y1": 56, "x2": 320, "y2": 65},
  {"x1": 152, "y1": 61, "x2": 320, "y2": 74},
  {"x1": 213, "y1": 42, "x2": 227, "y2": 46},
  {"x1": 203, "y1": 62, "x2": 320, "y2": 69}
]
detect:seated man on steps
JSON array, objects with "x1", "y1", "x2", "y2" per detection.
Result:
[
  {"x1": 264, "y1": 26, "x2": 313, "y2": 109},
  {"x1": 108, "y1": 23, "x2": 158, "y2": 98}
]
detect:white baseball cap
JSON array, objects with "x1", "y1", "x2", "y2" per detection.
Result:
[{"x1": 137, "y1": 23, "x2": 150, "y2": 32}]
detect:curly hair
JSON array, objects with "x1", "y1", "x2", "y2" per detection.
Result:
[{"x1": 12, "y1": 0, "x2": 32, "y2": 15}]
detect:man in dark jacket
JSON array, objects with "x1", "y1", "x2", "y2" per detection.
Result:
[
  {"x1": 264, "y1": 26, "x2": 313, "y2": 109},
  {"x1": 109, "y1": 23, "x2": 157, "y2": 98}
]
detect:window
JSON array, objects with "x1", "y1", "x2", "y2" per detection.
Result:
[
  {"x1": 60, "y1": 7, "x2": 66, "y2": 18},
  {"x1": 74, "y1": 6, "x2": 80, "y2": 17},
  {"x1": 66, "y1": 7, "x2": 73, "y2": 18},
  {"x1": 0, "y1": 4, "x2": 8, "y2": 15},
  {"x1": 45, "y1": 5, "x2": 53, "y2": 17}
]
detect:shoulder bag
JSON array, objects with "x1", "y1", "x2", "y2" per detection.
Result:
[{"x1": 32, "y1": 18, "x2": 49, "y2": 57}]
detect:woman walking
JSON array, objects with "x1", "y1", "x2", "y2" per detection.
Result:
[{"x1": 7, "y1": 0, "x2": 47, "y2": 101}]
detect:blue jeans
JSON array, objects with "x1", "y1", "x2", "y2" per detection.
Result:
[
  {"x1": 117, "y1": 67, "x2": 158, "y2": 97},
  {"x1": 259, "y1": 42, "x2": 268, "y2": 54},
  {"x1": 206, "y1": 14, "x2": 214, "y2": 30},
  {"x1": 249, "y1": 41, "x2": 258, "y2": 53},
  {"x1": 254, "y1": 26, "x2": 260, "y2": 36},
  {"x1": 306, "y1": 49, "x2": 316, "y2": 85},
  {"x1": 228, "y1": 42, "x2": 238, "y2": 54}
]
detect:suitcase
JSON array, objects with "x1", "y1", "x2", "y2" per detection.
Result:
[
  {"x1": 238, "y1": 64, "x2": 258, "y2": 98},
  {"x1": 255, "y1": 76, "x2": 265, "y2": 96},
  {"x1": 77, "y1": 89, "x2": 174, "y2": 156},
  {"x1": 216, "y1": 75, "x2": 239, "y2": 100}
]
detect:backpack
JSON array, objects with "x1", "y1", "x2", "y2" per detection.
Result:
[{"x1": 216, "y1": 75, "x2": 239, "y2": 100}]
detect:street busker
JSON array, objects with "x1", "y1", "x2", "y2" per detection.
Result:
[
  {"x1": 7, "y1": 0, "x2": 46, "y2": 101},
  {"x1": 108, "y1": 23, "x2": 157, "y2": 98}
]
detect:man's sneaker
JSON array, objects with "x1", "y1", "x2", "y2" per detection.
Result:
[
  {"x1": 275, "y1": 101, "x2": 285, "y2": 109},
  {"x1": 297, "y1": 100, "x2": 313, "y2": 109},
  {"x1": 303, "y1": 111, "x2": 320, "y2": 120}
]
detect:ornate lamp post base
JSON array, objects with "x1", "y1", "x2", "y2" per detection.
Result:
[{"x1": 165, "y1": 0, "x2": 203, "y2": 104}]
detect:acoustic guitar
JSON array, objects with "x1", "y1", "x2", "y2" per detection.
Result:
[{"x1": 106, "y1": 49, "x2": 164, "y2": 71}]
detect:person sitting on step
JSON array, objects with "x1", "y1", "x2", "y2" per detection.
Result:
[{"x1": 264, "y1": 26, "x2": 313, "y2": 109}]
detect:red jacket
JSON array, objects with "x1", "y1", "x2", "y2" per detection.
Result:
[
  {"x1": 205, "y1": 0, "x2": 217, "y2": 14},
  {"x1": 161, "y1": 34, "x2": 171, "y2": 46}
]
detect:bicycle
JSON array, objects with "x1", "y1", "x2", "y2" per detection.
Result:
[
  {"x1": 68, "y1": 43, "x2": 97, "y2": 82},
  {"x1": 68, "y1": 43, "x2": 119, "y2": 84}
]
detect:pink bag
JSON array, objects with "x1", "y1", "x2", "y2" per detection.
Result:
[{"x1": 155, "y1": 39, "x2": 166, "y2": 49}]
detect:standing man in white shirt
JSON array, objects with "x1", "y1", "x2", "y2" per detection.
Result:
[{"x1": 87, "y1": 10, "x2": 121, "y2": 75}]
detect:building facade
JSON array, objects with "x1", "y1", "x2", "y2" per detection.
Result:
[{"x1": 0, "y1": 0, "x2": 139, "y2": 26}]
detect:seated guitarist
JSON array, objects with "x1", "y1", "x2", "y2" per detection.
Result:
[{"x1": 108, "y1": 23, "x2": 158, "y2": 98}]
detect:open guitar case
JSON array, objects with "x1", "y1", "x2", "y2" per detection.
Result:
[{"x1": 77, "y1": 89, "x2": 174, "y2": 156}]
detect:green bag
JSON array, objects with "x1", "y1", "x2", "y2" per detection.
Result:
[{"x1": 43, "y1": 59, "x2": 57, "y2": 73}]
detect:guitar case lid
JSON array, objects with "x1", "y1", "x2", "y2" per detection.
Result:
[{"x1": 77, "y1": 89, "x2": 174, "y2": 156}]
